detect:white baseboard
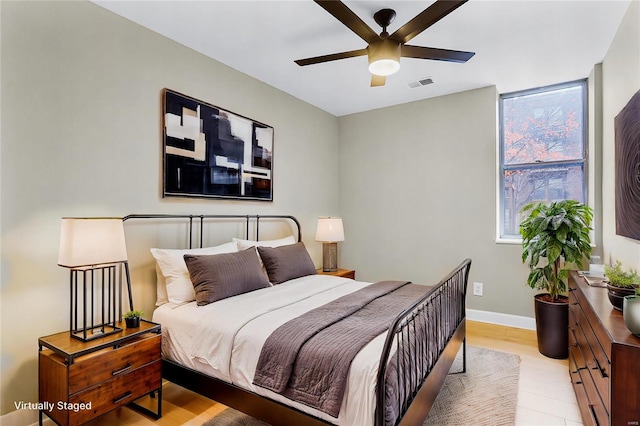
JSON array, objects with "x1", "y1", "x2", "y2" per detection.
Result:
[{"x1": 467, "y1": 308, "x2": 536, "y2": 330}]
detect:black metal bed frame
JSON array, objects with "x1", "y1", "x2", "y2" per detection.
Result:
[
  {"x1": 123, "y1": 214, "x2": 302, "y2": 247},
  {"x1": 122, "y1": 214, "x2": 471, "y2": 426},
  {"x1": 376, "y1": 258, "x2": 471, "y2": 426}
]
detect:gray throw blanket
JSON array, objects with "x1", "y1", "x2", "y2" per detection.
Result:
[{"x1": 253, "y1": 280, "x2": 430, "y2": 417}]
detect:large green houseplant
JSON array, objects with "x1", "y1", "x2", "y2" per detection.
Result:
[{"x1": 520, "y1": 199, "x2": 593, "y2": 358}]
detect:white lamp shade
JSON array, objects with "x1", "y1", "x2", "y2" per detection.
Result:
[
  {"x1": 315, "y1": 217, "x2": 345, "y2": 242},
  {"x1": 58, "y1": 218, "x2": 128, "y2": 268}
]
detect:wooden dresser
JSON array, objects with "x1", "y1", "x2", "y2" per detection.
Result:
[
  {"x1": 568, "y1": 271, "x2": 640, "y2": 426},
  {"x1": 38, "y1": 320, "x2": 162, "y2": 425}
]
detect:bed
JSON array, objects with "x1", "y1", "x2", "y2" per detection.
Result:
[{"x1": 123, "y1": 214, "x2": 471, "y2": 426}]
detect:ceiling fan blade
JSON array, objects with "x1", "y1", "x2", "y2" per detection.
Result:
[
  {"x1": 314, "y1": 0, "x2": 379, "y2": 44},
  {"x1": 371, "y1": 75, "x2": 386, "y2": 87},
  {"x1": 391, "y1": 0, "x2": 468, "y2": 44},
  {"x1": 295, "y1": 48, "x2": 367, "y2": 66},
  {"x1": 401, "y1": 45, "x2": 475, "y2": 63}
]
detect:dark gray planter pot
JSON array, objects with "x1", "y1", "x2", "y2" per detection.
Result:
[
  {"x1": 534, "y1": 294, "x2": 569, "y2": 359},
  {"x1": 125, "y1": 317, "x2": 140, "y2": 328},
  {"x1": 607, "y1": 284, "x2": 636, "y2": 311}
]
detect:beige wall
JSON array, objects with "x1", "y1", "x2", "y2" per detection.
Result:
[
  {"x1": 601, "y1": 0, "x2": 640, "y2": 271},
  {"x1": 0, "y1": 1, "x2": 339, "y2": 413},
  {"x1": 338, "y1": 86, "x2": 534, "y2": 317}
]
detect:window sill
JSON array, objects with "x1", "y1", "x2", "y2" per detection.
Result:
[{"x1": 495, "y1": 237, "x2": 522, "y2": 245}]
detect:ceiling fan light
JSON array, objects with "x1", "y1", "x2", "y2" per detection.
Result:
[
  {"x1": 369, "y1": 59, "x2": 400, "y2": 76},
  {"x1": 367, "y1": 39, "x2": 401, "y2": 76}
]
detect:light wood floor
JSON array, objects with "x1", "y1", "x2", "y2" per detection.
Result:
[
  {"x1": 59, "y1": 320, "x2": 583, "y2": 426},
  {"x1": 467, "y1": 321, "x2": 582, "y2": 426}
]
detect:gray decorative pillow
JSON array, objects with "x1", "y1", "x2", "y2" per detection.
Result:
[
  {"x1": 257, "y1": 242, "x2": 317, "y2": 285},
  {"x1": 184, "y1": 247, "x2": 270, "y2": 306}
]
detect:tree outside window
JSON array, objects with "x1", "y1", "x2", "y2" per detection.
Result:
[{"x1": 499, "y1": 80, "x2": 587, "y2": 238}]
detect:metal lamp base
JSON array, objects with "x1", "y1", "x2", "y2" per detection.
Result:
[
  {"x1": 322, "y1": 242, "x2": 338, "y2": 272},
  {"x1": 69, "y1": 264, "x2": 129, "y2": 342},
  {"x1": 71, "y1": 324, "x2": 122, "y2": 342}
]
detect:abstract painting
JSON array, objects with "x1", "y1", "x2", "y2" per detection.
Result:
[
  {"x1": 614, "y1": 90, "x2": 640, "y2": 241},
  {"x1": 163, "y1": 89, "x2": 273, "y2": 201}
]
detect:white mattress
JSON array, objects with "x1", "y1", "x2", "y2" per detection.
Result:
[{"x1": 152, "y1": 274, "x2": 390, "y2": 426}]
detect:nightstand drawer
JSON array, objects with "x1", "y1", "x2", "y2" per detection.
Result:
[
  {"x1": 69, "y1": 333, "x2": 160, "y2": 394},
  {"x1": 68, "y1": 360, "x2": 161, "y2": 425}
]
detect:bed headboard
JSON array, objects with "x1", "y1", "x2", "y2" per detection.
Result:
[
  {"x1": 123, "y1": 214, "x2": 302, "y2": 247},
  {"x1": 121, "y1": 214, "x2": 303, "y2": 317}
]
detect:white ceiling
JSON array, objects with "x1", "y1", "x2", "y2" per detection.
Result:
[{"x1": 93, "y1": 0, "x2": 631, "y2": 117}]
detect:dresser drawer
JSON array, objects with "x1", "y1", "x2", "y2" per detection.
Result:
[
  {"x1": 68, "y1": 360, "x2": 161, "y2": 425},
  {"x1": 570, "y1": 301, "x2": 610, "y2": 369},
  {"x1": 570, "y1": 366, "x2": 595, "y2": 426},
  {"x1": 569, "y1": 301, "x2": 610, "y2": 409},
  {"x1": 577, "y1": 365, "x2": 609, "y2": 425},
  {"x1": 569, "y1": 285, "x2": 613, "y2": 360},
  {"x1": 569, "y1": 330, "x2": 587, "y2": 372},
  {"x1": 69, "y1": 333, "x2": 160, "y2": 394}
]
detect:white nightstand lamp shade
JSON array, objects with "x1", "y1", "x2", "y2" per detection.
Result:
[
  {"x1": 58, "y1": 218, "x2": 128, "y2": 268},
  {"x1": 315, "y1": 217, "x2": 345, "y2": 272},
  {"x1": 58, "y1": 218, "x2": 133, "y2": 341}
]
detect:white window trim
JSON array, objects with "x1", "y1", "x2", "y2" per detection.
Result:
[{"x1": 495, "y1": 79, "x2": 589, "y2": 243}]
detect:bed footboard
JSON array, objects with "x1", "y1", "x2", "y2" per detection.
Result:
[{"x1": 376, "y1": 258, "x2": 472, "y2": 426}]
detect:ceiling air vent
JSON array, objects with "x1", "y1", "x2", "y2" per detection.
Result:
[{"x1": 407, "y1": 77, "x2": 434, "y2": 88}]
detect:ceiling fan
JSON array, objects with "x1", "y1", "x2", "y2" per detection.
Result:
[{"x1": 295, "y1": 0, "x2": 475, "y2": 87}]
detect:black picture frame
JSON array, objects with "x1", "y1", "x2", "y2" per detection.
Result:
[
  {"x1": 163, "y1": 89, "x2": 273, "y2": 201},
  {"x1": 614, "y1": 89, "x2": 640, "y2": 241}
]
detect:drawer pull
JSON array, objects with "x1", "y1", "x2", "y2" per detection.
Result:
[
  {"x1": 588, "y1": 404, "x2": 597, "y2": 423},
  {"x1": 113, "y1": 391, "x2": 132, "y2": 404},
  {"x1": 112, "y1": 363, "x2": 132, "y2": 376},
  {"x1": 593, "y1": 358, "x2": 608, "y2": 378}
]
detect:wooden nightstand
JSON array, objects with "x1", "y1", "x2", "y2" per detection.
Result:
[
  {"x1": 317, "y1": 268, "x2": 356, "y2": 280},
  {"x1": 38, "y1": 320, "x2": 162, "y2": 425}
]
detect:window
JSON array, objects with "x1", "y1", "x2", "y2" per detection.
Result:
[{"x1": 499, "y1": 80, "x2": 587, "y2": 239}]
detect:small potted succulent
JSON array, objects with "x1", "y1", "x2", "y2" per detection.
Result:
[
  {"x1": 604, "y1": 260, "x2": 640, "y2": 311},
  {"x1": 623, "y1": 286, "x2": 640, "y2": 337},
  {"x1": 123, "y1": 310, "x2": 144, "y2": 328}
]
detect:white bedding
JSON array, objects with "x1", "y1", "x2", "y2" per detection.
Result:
[{"x1": 152, "y1": 274, "x2": 391, "y2": 426}]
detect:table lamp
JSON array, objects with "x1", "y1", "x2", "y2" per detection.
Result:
[
  {"x1": 58, "y1": 217, "x2": 133, "y2": 341},
  {"x1": 315, "y1": 217, "x2": 345, "y2": 272}
]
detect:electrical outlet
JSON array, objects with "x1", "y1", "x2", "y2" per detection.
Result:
[{"x1": 473, "y1": 282, "x2": 483, "y2": 296}]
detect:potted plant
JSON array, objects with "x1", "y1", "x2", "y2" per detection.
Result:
[
  {"x1": 520, "y1": 200, "x2": 593, "y2": 359},
  {"x1": 123, "y1": 310, "x2": 144, "y2": 328},
  {"x1": 604, "y1": 260, "x2": 640, "y2": 311},
  {"x1": 623, "y1": 286, "x2": 640, "y2": 337}
]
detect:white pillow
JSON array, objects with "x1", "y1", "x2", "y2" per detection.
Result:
[
  {"x1": 233, "y1": 236, "x2": 296, "y2": 279},
  {"x1": 151, "y1": 241, "x2": 238, "y2": 306},
  {"x1": 155, "y1": 263, "x2": 169, "y2": 306},
  {"x1": 233, "y1": 235, "x2": 296, "y2": 251}
]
